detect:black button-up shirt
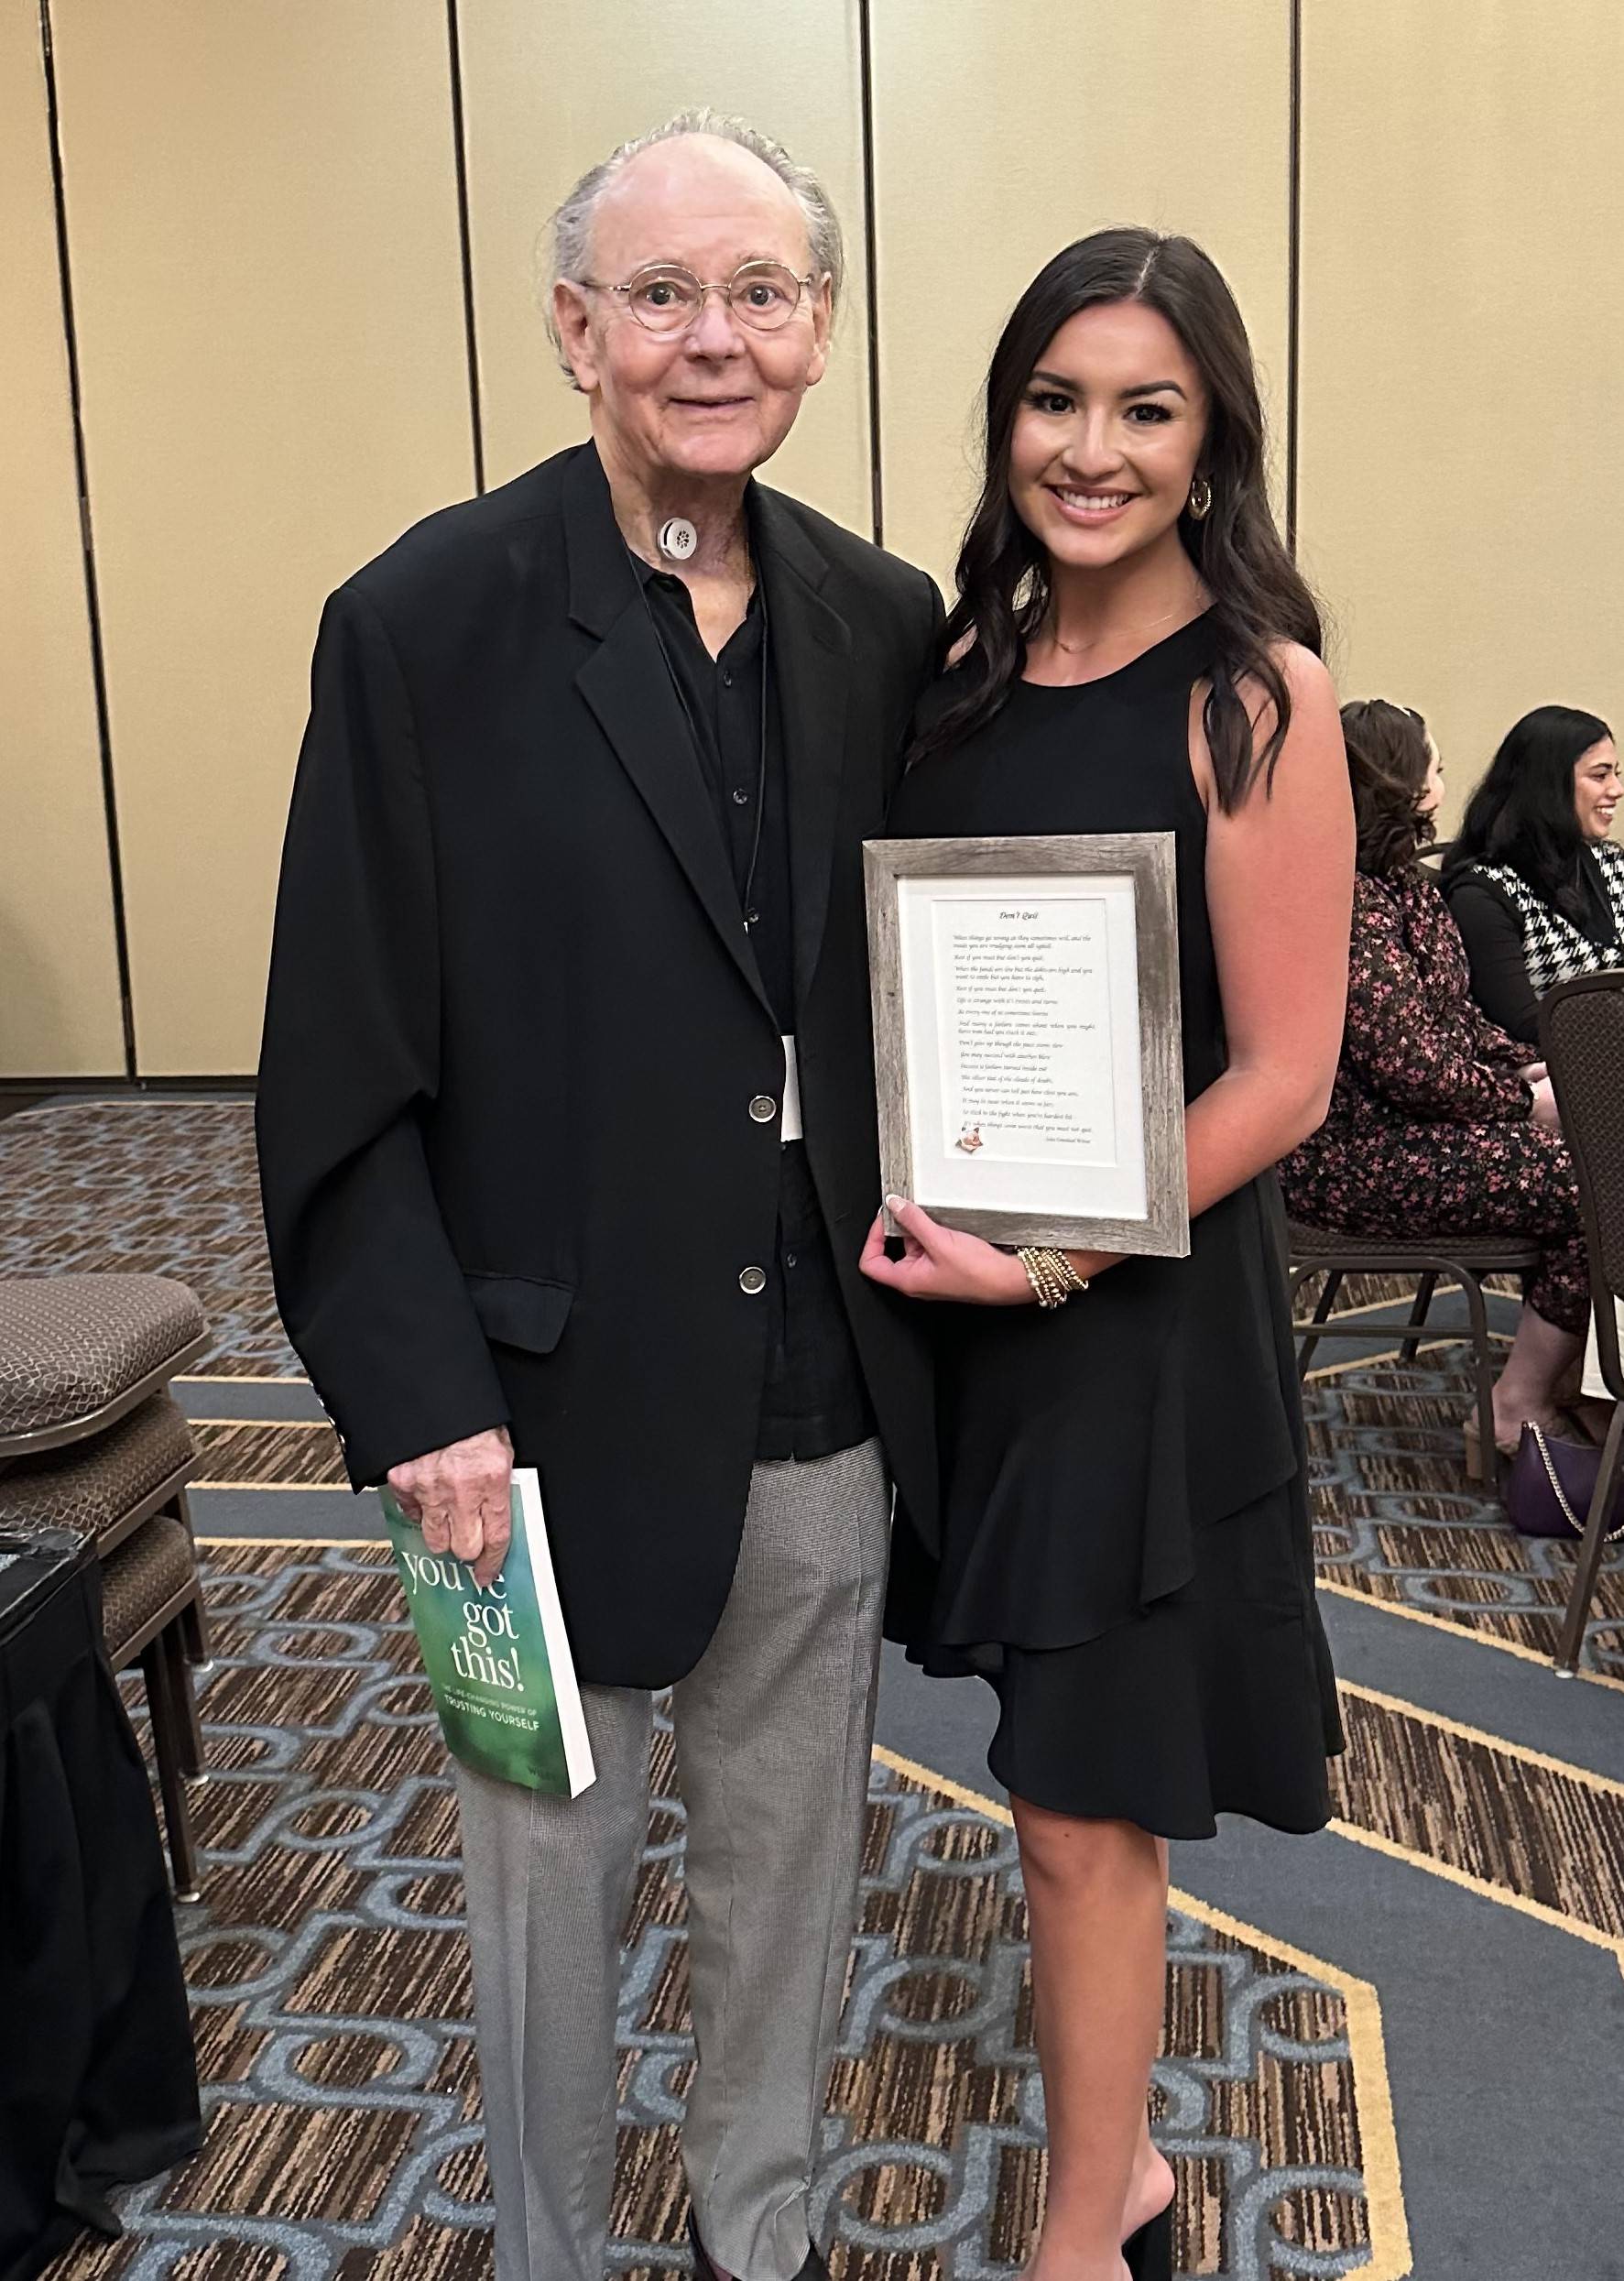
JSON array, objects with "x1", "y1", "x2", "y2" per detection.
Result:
[{"x1": 638, "y1": 557, "x2": 875, "y2": 1462}]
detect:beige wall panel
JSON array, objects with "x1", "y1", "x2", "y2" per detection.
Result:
[
  {"x1": 51, "y1": 1, "x2": 475, "y2": 1075},
  {"x1": 0, "y1": 0, "x2": 125, "y2": 1076},
  {"x1": 1299, "y1": 5, "x2": 1624, "y2": 832},
  {"x1": 461, "y1": 0, "x2": 872, "y2": 533},
  {"x1": 871, "y1": 0, "x2": 1292, "y2": 590}
]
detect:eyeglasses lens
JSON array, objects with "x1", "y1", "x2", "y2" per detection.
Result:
[{"x1": 625, "y1": 264, "x2": 802, "y2": 333}]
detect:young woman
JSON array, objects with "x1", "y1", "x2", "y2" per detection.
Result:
[
  {"x1": 859, "y1": 229, "x2": 1354, "y2": 2281},
  {"x1": 1444, "y1": 705, "x2": 1623, "y2": 1042},
  {"x1": 1281, "y1": 700, "x2": 1591, "y2": 1457}
]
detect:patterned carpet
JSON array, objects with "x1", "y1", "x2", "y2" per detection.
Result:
[
  {"x1": 39, "y1": 1542, "x2": 1399, "y2": 2281},
  {"x1": 1303, "y1": 1360, "x2": 1624, "y2": 1679},
  {"x1": 3, "y1": 1099, "x2": 1616, "y2": 1675},
  {"x1": 0, "y1": 1103, "x2": 294, "y2": 1375},
  {"x1": 11, "y1": 1097, "x2": 1624, "y2": 2276}
]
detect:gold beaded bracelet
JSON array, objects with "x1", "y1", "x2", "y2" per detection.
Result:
[{"x1": 1016, "y1": 1246, "x2": 1092, "y2": 1309}]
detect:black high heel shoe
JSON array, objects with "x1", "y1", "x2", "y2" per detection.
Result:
[{"x1": 1123, "y1": 2201, "x2": 1173, "y2": 2279}]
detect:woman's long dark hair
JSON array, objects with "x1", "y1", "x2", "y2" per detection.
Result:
[
  {"x1": 1341, "y1": 700, "x2": 1433, "y2": 878},
  {"x1": 1444, "y1": 704, "x2": 1612, "y2": 919},
  {"x1": 913, "y1": 228, "x2": 1321, "y2": 810}
]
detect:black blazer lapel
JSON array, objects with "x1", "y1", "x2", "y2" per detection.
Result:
[
  {"x1": 754, "y1": 489, "x2": 853, "y2": 1012},
  {"x1": 566, "y1": 448, "x2": 773, "y2": 1019}
]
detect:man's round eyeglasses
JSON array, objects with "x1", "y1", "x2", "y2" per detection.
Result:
[{"x1": 578, "y1": 261, "x2": 819, "y2": 335}]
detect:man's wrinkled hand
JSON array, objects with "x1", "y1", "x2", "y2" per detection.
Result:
[{"x1": 387, "y1": 1426, "x2": 514, "y2": 1589}]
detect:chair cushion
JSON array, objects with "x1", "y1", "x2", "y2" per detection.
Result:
[
  {"x1": 0, "y1": 1392, "x2": 195, "y2": 1544},
  {"x1": 0, "y1": 1274, "x2": 206, "y2": 1438},
  {"x1": 1286, "y1": 1221, "x2": 1541, "y2": 1269},
  {"x1": 100, "y1": 1512, "x2": 197, "y2": 1667}
]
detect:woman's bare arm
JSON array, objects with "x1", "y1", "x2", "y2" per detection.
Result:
[{"x1": 1182, "y1": 646, "x2": 1354, "y2": 1217}]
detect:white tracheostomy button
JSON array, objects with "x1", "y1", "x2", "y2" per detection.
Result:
[{"x1": 780, "y1": 1036, "x2": 803, "y2": 1142}]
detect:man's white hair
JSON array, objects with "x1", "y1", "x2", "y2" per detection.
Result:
[{"x1": 540, "y1": 108, "x2": 845, "y2": 385}]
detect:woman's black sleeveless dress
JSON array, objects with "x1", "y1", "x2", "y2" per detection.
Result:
[{"x1": 884, "y1": 615, "x2": 1341, "y2": 1839}]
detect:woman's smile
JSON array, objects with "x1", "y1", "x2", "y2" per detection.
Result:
[{"x1": 1045, "y1": 485, "x2": 1139, "y2": 526}]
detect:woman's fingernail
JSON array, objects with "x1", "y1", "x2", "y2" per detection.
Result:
[{"x1": 886, "y1": 1194, "x2": 910, "y2": 1210}]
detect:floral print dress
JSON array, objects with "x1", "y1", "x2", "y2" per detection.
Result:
[{"x1": 1279, "y1": 868, "x2": 1589, "y2": 1333}]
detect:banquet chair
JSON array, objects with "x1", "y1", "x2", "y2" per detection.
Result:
[
  {"x1": 1540, "y1": 973, "x2": 1624, "y2": 1676},
  {"x1": 1286, "y1": 1225, "x2": 1539, "y2": 1486}
]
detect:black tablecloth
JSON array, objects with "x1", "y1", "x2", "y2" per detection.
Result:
[{"x1": 0, "y1": 1529, "x2": 201, "y2": 2281}]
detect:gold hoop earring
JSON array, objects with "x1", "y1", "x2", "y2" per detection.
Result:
[{"x1": 1188, "y1": 477, "x2": 1213, "y2": 521}]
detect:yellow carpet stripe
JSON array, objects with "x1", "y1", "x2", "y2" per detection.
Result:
[
  {"x1": 196, "y1": 1533, "x2": 365, "y2": 1546},
  {"x1": 177, "y1": 1371, "x2": 312, "y2": 1384},
  {"x1": 192, "y1": 1479, "x2": 350, "y2": 1492}
]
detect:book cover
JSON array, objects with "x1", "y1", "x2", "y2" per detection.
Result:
[{"x1": 380, "y1": 1468, "x2": 594, "y2": 1796}]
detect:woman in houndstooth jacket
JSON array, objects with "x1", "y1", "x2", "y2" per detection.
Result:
[{"x1": 1444, "y1": 704, "x2": 1623, "y2": 1044}]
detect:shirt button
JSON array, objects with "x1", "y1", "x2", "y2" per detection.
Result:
[
  {"x1": 785, "y1": 1251, "x2": 799, "y2": 1269},
  {"x1": 739, "y1": 1266, "x2": 767, "y2": 1295},
  {"x1": 749, "y1": 1095, "x2": 777, "y2": 1123},
  {"x1": 732, "y1": 787, "x2": 750, "y2": 806},
  {"x1": 745, "y1": 907, "x2": 760, "y2": 927},
  {"x1": 722, "y1": 668, "x2": 735, "y2": 688}
]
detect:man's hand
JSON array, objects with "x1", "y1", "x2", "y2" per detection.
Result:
[{"x1": 387, "y1": 1426, "x2": 514, "y2": 1589}]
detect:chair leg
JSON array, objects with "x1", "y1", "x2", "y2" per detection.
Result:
[
  {"x1": 142, "y1": 1634, "x2": 202, "y2": 1901},
  {"x1": 1398, "y1": 1271, "x2": 1439, "y2": 1366},
  {"x1": 167, "y1": 1612, "x2": 207, "y2": 1783},
  {"x1": 1554, "y1": 1400, "x2": 1624, "y2": 1676},
  {"x1": 1297, "y1": 1270, "x2": 1345, "y2": 1378},
  {"x1": 171, "y1": 1488, "x2": 212, "y2": 1668},
  {"x1": 180, "y1": 1591, "x2": 211, "y2": 1670},
  {"x1": 1459, "y1": 1269, "x2": 1496, "y2": 1487}
]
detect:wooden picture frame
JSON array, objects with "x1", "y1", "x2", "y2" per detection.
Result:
[{"x1": 864, "y1": 832, "x2": 1189, "y2": 1258}]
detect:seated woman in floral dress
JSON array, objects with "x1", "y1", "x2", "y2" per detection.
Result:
[{"x1": 1280, "y1": 699, "x2": 1591, "y2": 1457}]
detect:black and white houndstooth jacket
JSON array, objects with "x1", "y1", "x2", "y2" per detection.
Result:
[{"x1": 1460, "y1": 838, "x2": 1624, "y2": 999}]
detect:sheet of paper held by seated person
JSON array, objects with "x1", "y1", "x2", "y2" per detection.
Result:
[{"x1": 898, "y1": 874, "x2": 1150, "y2": 1224}]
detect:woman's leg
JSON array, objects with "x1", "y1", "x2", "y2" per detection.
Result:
[
  {"x1": 1289, "y1": 1120, "x2": 1592, "y2": 1441},
  {"x1": 1012, "y1": 1799, "x2": 1175, "y2": 2277},
  {"x1": 1492, "y1": 1300, "x2": 1586, "y2": 1444},
  {"x1": 1431, "y1": 1130, "x2": 1591, "y2": 1441}
]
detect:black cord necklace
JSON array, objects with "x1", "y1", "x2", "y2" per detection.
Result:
[{"x1": 629, "y1": 541, "x2": 771, "y2": 930}]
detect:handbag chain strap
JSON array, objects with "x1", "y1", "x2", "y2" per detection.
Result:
[{"x1": 1531, "y1": 1423, "x2": 1624, "y2": 1544}]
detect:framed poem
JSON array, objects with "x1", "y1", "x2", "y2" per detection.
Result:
[{"x1": 863, "y1": 833, "x2": 1189, "y2": 1258}]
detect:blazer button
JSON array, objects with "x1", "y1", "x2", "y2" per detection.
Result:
[
  {"x1": 749, "y1": 1095, "x2": 777, "y2": 1123},
  {"x1": 739, "y1": 1266, "x2": 768, "y2": 1295}
]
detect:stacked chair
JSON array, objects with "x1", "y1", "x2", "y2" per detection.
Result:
[
  {"x1": 0, "y1": 1273, "x2": 211, "y2": 1897},
  {"x1": 1541, "y1": 974, "x2": 1624, "y2": 1677}
]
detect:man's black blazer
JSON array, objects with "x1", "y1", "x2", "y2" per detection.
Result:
[{"x1": 256, "y1": 442, "x2": 943, "y2": 1688}]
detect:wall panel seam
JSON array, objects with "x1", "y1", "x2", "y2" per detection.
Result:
[
  {"x1": 445, "y1": 0, "x2": 486, "y2": 494},
  {"x1": 1286, "y1": 0, "x2": 1302, "y2": 558},
  {"x1": 37, "y1": 0, "x2": 137, "y2": 1078},
  {"x1": 857, "y1": 0, "x2": 884, "y2": 548}
]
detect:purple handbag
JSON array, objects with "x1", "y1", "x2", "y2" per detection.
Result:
[{"x1": 1505, "y1": 1421, "x2": 1624, "y2": 1542}]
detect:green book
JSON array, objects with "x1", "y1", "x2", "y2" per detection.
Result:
[{"x1": 380, "y1": 1468, "x2": 594, "y2": 1796}]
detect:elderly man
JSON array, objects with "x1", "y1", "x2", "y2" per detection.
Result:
[{"x1": 256, "y1": 113, "x2": 940, "y2": 2281}]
